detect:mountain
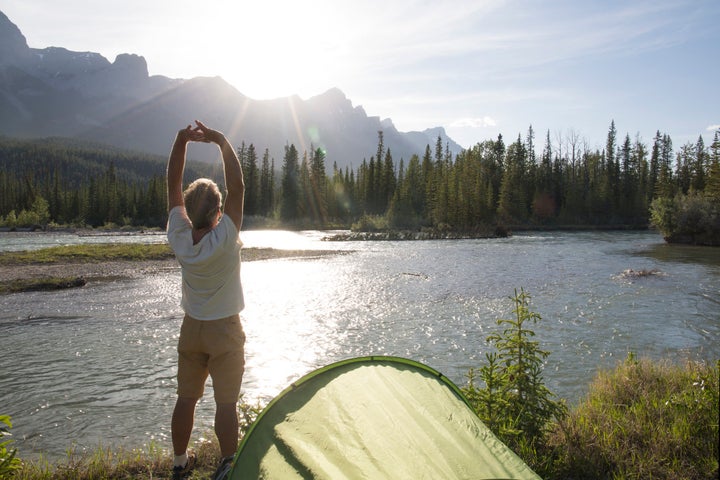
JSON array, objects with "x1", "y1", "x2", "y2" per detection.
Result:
[{"x1": 0, "y1": 10, "x2": 462, "y2": 170}]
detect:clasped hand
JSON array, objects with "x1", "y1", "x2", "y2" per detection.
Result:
[{"x1": 177, "y1": 120, "x2": 224, "y2": 145}]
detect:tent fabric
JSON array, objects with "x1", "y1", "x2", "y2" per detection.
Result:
[{"x1": 230, "y1": 356, "x2": 540, "y2": 480}]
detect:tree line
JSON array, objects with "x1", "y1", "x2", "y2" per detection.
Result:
[
  {"x1": 2, "y1": 123, "x2": 719, "y2": 236},
  {"x1": 257, "y1": 121, "x2": 720, "y2": 234},
  {"x1": 0, "y1": 137, "x2": 211, "y2": 228}
]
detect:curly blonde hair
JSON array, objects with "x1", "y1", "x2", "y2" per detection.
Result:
[{"x1": 183, "y1": 178, "x2": 222, "y2": 229}]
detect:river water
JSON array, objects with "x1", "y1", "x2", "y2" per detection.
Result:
[{"x1": 1, "y1": 230, "x2": 718, "y2": 460}]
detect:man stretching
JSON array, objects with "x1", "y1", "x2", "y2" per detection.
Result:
[{"x1": 166, "y1": 120, "x2": 245, "y2": 480}]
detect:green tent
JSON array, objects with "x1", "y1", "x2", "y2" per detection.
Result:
[{"x1": 230, "y1": 356, "x2": 540, "y2": 479}]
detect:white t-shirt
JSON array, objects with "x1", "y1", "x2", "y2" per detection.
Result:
[{"x1": 167, "y1": 206, "x2": 244, "y2": 320}]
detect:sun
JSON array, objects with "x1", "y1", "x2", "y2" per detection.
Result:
[{"x1": 196, "y1": 1, "x2": 351, "y2": 100}]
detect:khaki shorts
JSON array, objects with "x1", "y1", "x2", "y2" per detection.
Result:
[{"x1": 177, "y1": 314, "x2": 246, "y2": 403}]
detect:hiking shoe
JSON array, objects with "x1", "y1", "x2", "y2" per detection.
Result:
[
  {"x1": 172, "y1": 453, "x2": 196, "y2": 480},
  {"x1": 211, "y1": 455, "x2": 234, "y2": 480}
]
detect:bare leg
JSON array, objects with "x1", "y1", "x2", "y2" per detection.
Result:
[
  {"x1": 172, "y1": 397, "x2": 199, "y2": 455},
  {"x1": 215, "y1": 402, "x2": 239, "y2": 457}
]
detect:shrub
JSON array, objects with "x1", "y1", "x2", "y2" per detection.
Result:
[
  {"x1": 651, "y1": 192, "x2": 720, "y2": 245},
  {"x1": 0, "y1": 211, "x2": 17, "y2": 229},
  {"x1": 1, "y1": 415, "x2": 21, "y2": 477},
  {"x1": 649, "y1": 196, "x2": 676, "y2": 235},
  {"x1": 351, "y1": 214, "x2": 388, "y2": 232},
  {"x1": 548, "y1": 355, "x2": 719, "y2": 480}
]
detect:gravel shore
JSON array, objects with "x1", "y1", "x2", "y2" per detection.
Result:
[{"x1": 0, "y1": 248, "x2": 345, "y2": 288}]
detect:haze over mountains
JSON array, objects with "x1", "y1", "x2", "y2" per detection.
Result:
[{"x1": 0, "y1": 10, "x2": 462, "y2": 169}]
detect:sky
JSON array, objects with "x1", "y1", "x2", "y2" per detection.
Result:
[{"x1": 2, "y1": 0, "x2": 719, "y2": 152}]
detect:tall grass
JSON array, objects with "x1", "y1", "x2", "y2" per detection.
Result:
[
  {"x1": 548, "y1": 355, "x2": 719, "y2": 479},
  {"x1": 12, "y1": 441, "x2": 220, "y2": 480},
  {"x1": 10, "y1": 398, "x2": 262, "y2": 479}
]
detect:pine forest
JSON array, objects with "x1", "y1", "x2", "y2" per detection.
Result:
[{"x1": 2, "y1": 122, "x2": 719, "y2": 244}]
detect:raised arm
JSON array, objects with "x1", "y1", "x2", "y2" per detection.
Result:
[
  {"x1": 195, "y1": 121, "x2": 245, "y2": 230},
  {"x1": 167, "y1": 125, "x2": 203, "y2": 211}
]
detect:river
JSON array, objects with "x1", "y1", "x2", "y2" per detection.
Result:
[{"x1": 0, "y1": 229, "x2": 718, "y2": 461}]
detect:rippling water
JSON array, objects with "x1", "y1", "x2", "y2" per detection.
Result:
[{"x1": 1, "y1": 230, "x2": 718, "y2": 460}]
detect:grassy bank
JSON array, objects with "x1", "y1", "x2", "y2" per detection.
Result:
[
  {"x1": 0, "y1": 244, "x2": 175, "y2": 266},
  {"x1": 546, "y1": 356, "x2": 719, "y2": 479},
  {"x1": 10, "y1": 439, "x2": 220, "y2": 480},
  {"x1": 4, "y1": 400, "x2": 263, "y2": 480},
  {"x1": 0, "y1": 244, "x2": 349, "y2": 293}
]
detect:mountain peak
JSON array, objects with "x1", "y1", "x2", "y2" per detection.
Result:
[
  {"x1": 318, "y1": 87, "x2": 347, "y2": 100},
  {"x1": 0, "y1": 10, "x2": 31, "y2": 65},
  {"x1": 309, "y1": 87, "x2": 349, "y2": 104},
  {"x1": 113, "y1": 53, "x2": 148, "y2": 74},
  {"x1": 111, "y1": 53, "x2": 148, "y2": 80}
]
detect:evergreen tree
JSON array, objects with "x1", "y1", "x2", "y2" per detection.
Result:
[
  {"x1": 706, "y1": 130, "x2": 720, "y2": 201},
  {"x1": 533, "y1": 130, "x2": 556, "y2": 220},
  {"x1": 346, "y1": 167, "x2": 359, "y2": 217},
  {"x1": 329, "y1": 161, "x2": 350, "y2": 221},
  {"x1": 381, "y1": 148, "x2": 396, "y2": 213},
  {"x1": 280, "y1": 144, "x2": 300, "y2": 221},
  {"x1": 259, "y1": 148, "x2": 274, "y2": 216},
  {"x1": 551, "y1": 145, "x2": 566, "y2": 220},
  {"x1": 497, "y1": 135, "x2": 528, "y2": 223},
  {"x1": 693, "y1": 135, "x2": 707, "y2": 192},
  {"x1": 648, "y1": 131, "x2": 662, "y2": 202},
  {"x1": 50, "y1": 169, "x2": 62, "y2": 223},
  {"x1": 433, "y1": 135, "x2": 450, "y2": 225},
  {"x1": 308, "y1": 147, "x2": 328, "y2": 223},
  {"x1": 675, "y1": 143, "x2": 695, "y2": 195},
  {"x1": 405, "y1": 154, "x2": 426, "y2": 224},
  {"x1": 421, "y1": 145, "x2": 434, "y2": 221},
  {"x1": 524, "y1": 125, "x2": 538, "y2": 216},
  {"x1": 355, "y1": 158, "x2": 368, "y2": 213},
  {"x1": 655, "y1": 133, "x2": 675, "y2": 199},
  {"x1": 86, "y1": 176, "x2": 102, "y2": 226},
  {"x1": 365, "y1": 156, "x2": 378, "y2": 214},
  {"x1": 620, "y1": 134, "x2": 633, "y2": 193},
  {"x1": 298, "y1": 150, "x2": 311, "y2": 219},
  {"x1": 632, "y1": 135, "x2": 649, "y2": 223},
  {"x1": 242, "y1": 143, "x2": 260, "y2": 216},
  {"x1": 463, "y1": 289, "x2": 566, "y2": 458},
  {"x1": 490, "y1": 134, "x2": 506, "y2": 208},
  {"x1": 387, "y1": 157, "x2": 411, "y2": 229},
  {"x1": 605, "y1": 120, "x2": 620, "y2": 211},
  {"x1": 146, "y1": 174, "x2": 166, "y2": 226},
  {"x1": 584, "y1": 149, "x2": 610, "y2": 223},
  {"x1": 526, "y1": 125, "x2": 536, "y2": 166}
]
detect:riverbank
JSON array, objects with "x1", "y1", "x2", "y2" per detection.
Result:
[
  {"x1": 0, "y1": 246, "x2": 347, "y2": 293},
  {"x1": 6, "y1": 356, "x2": 717, "y2": 480}
]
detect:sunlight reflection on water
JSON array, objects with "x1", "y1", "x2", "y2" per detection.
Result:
[
  {"x1": 241, "y1": 229, "x2": 351, "y2": 251},
  {"x1": 241, "y1": 257, "x2": 355, "y2": 402}
]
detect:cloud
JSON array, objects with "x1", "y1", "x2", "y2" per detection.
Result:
[
  {"x1": 450, "y1": 117, "x2": 498, "y2": 128},
  {"x1": 707, "y1": 124, "x2": 720, "y2": 132}
]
